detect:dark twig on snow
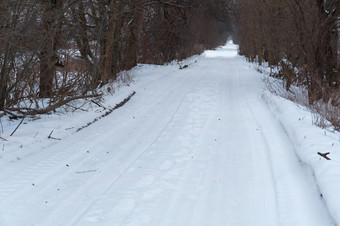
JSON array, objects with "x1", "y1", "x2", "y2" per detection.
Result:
[
  {"x1": 10, "y1": 117, "x2": 25, "y2": 136},
  {"x1": 91, "y1": 100, "x2": 106, "y2": 110},
  {"x1": 48, "y1": 130, "x2": 61, "y2": 140},
  {"x1": 318, "y1": 152, "x2": 331, "y2": 160}
]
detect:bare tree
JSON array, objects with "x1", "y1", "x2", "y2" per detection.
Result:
[
  {"x1": 0, "y1": 0, "x2": 233, "y2": 116},
  {"x1": 39, "y1": 0, "x2": 64, "y2": 97},
  {"x1": 235, "y1": 0, "x2": 339, "y2": 104}
]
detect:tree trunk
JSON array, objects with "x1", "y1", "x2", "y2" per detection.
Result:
[
  {"x1": 39, "y1": 0, "x2": 63, "y2": 98},
  {"x1": 101, "y1": 0, "x2": 119, "y2": 84},
  {"x1": 123, "y1": 2, "x2": 143, "y2": 70},
  {"x1": 142, "y1": 15, "x2": 147, "y2": 63},
  {"x1": 0, "y1": 44, "x2": 11, "y2": 110}
]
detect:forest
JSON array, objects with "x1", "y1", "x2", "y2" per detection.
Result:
[
  {"x1": 236, "y1": 0, "x2": 339, "y2": 101},
  {"x1": 234, "y1": 0, "x2": 339, "y2": 128},
  {"x1": 0, "y1": 0, "x2": 231, "y2": 117},
  {"x1": 0, "y1": 0, "x2": 339, "y2": 124},
  {"x1": 1, "y1": 1, "x2": 340, "y2": 225}
]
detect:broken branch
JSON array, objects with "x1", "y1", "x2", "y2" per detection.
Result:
[
  {"x1": 318, "y1": 152, "x2": 331, "y2": 160},
  {"x1": 48, "y1": 130, "x2": 61, "y2": 140}
]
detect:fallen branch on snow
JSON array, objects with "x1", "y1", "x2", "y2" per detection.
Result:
[
  {"x1": 10, "y1": 117, "x2": 25, "y2": 136},
  {"x1": 48, "y1": 130, "x2": 61, "y2": 140},
  {"x1": 0, "y1": 136, "x2": 8, "y2": 141},
  {"x1": 317, "y1": 152, "x2": 331, "y2": 160},
  {"x1": 76, "y1": 91, "x2": 136, "y2": 132},
  {"x1": 7, "y1": 94, "x2": 101, "y2": 117}
]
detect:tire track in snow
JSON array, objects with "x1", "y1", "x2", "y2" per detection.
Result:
[
  {"x1": 70, "y1": 79, "x2": 219, "y2": 226},
  {"x1": 243, "y1": 93, "x2": 335, "y2": 225},
  {"x1": 0, "y1": 44, "x2": 335, "y2": 226},
  {"x1": 42, "y1": 70, "x2": 205, "y2": 226},
  {"x1": 157, "y1": 82, "x2": 220, "y2": 226},
  {"x1": 0, "y1": 69, "x2": 199, "y2": 226}
]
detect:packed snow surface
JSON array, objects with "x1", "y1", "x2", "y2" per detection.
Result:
[{"x1": 0, "y1": 43, "x2": 338, "y2": 226}]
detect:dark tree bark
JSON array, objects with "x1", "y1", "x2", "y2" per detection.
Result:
[
  {"x1": 121, "y1": 0, "x2": 145, "y2": 70},
  {"x1": 235, "y1": 0, "x2": 339, "y2": 104},
  {"x1": 101, "y1": 0, "x2": 119, "y2": 84},
  {"x1": 39, "y1": 0, "x2": 63, "y2": 98}
]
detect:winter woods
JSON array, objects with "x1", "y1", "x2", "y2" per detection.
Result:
[
  {"x1": 0, "y1": 0, "x2": 232, "y2": 115},
  {"x1": 234, "y1": 0, "x2": 339, "y2": 105}
]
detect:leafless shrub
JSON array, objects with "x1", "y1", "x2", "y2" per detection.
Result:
[
  {"x1": 116, "y1": 71, "x2": 133, "y2": 87},
  {"x1": 264, "y1": 76, "x2": 340, "y2": 131},
  {"x1": 1, "y1": 0, "x2": 233, "y2": 118},
  {"x1": 311, "y1": 113, "x2": 330, "y2": 129},
  {"x1": 312, "y1": 101, "x2": 340, "y2": 131},
  {"x1": 235, "y1": 0, "x2": 339, "y2": 104},
  {"x1": 237, "y1": 0, "x2": 339, "y2": 131}
]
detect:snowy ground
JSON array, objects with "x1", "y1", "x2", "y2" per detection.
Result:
[{"x1": 0, "y1": 42, "x2": 339, "y2": 226}]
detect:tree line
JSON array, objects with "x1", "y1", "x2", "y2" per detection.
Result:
[
  {"x1": 0, "y1": 0, "x2": 232, "y2": 116},
  {"x1": 233, "y1": 0, "x2": 339, "y2": 105}
]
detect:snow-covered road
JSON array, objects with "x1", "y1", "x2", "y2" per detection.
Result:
[{"x1": 0, "y1": 44, "x2": 335, "y2": 226}]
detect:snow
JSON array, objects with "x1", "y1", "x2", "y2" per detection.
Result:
[
  {"x1": 0, "y1": 42, "x2": 338, "y2": 226},
  {"x1": 264, "y1": 92, "x2": 340, "y2": 224}
]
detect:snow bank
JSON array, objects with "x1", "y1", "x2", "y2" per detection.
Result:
[
  {"x1": 0, "y1": 55, "x2": 201, "y2": 168},
  {"x1": 263, "y1": 91, "x2": 340, "y2": 224}
]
